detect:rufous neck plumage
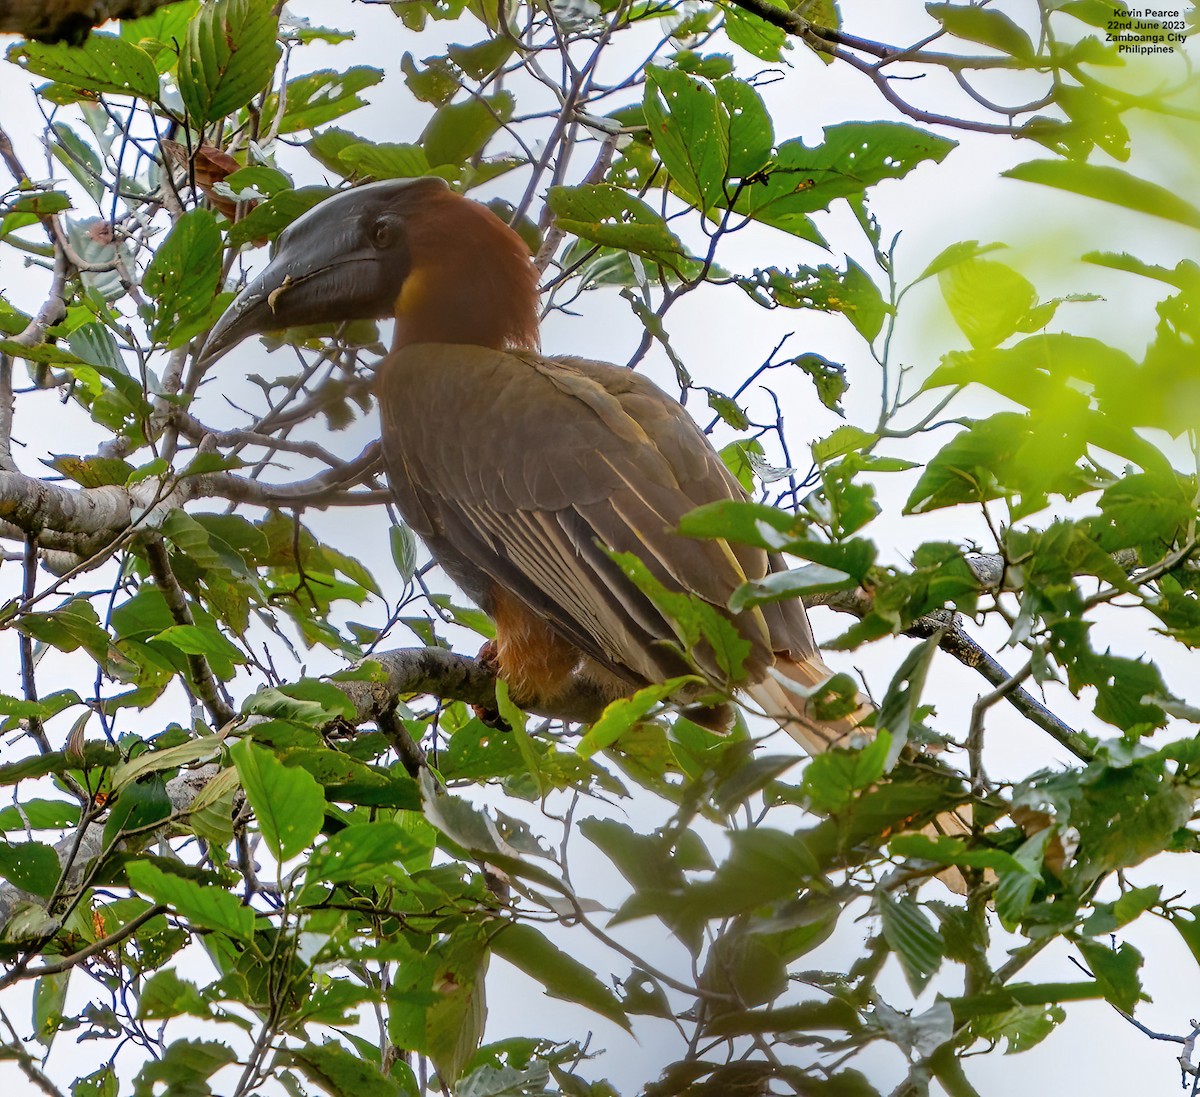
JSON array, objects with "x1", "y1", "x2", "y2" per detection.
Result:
[{"x1": 392, "y1": 191, "x2": 541, "y2": 353}]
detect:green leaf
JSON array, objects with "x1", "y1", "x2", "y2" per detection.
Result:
[
  {"x1": 1054, "y1": 0, "x2": 1129, "y2": 27},
  {"x1": 578, "y1": 679, "x2": 693, "y2": 758},
  {"x1": 275, "y1": 1040, "x2": 401, "y2": 1097},
  {"x1": 736, "y1": 122, "x2": 956, "y2": 235},
  {"x1": 738, "y1": 262, "x2": 887, "y2": 339},
  {"x1": 607, "y1": 549, "x2": 752, "y2": 683},
  {"x1": 1003, "y1": 160, "x2": 1200, "y2": 229},
  {"x1": 227, "y1": 185, "x2": 334, "y2": 248},
  {"x1": 33, "y1": 970, "x2": 69, "y2": 1048},
  {"x1": 339, "y1": 141, "x2": 432, "y2": 180},
  {"x1": 241, "y1": 681, "x2": 353, "y2": 724},
  {"x1": 1077, "y1": 939, "x2": 1143, "y2": 1013},
  {"x1": 719, "y1": 439, "x2": 763, "y2": 491},
  {"x1": 389, "y1": 523, "x2": 418, "y2": 584},
  {"x1": 0, "y1": 840, "x2": 60, "y2": 899},
  {"x1": 0, "y1": 743, "x2": 121, "y2": 786},
  {"x1": 927, "y1": 4, "x2": 1035, "y2": 58},
  {"x1": 691, "y1": 828, "x2": 822, "y2": 918},
  {"x1": 903, "y1": 412, "x2": 1041, "y2": 514},
  {"x1": 220, "y1": 165, "x2": 292, "y2": 199},
  {"x1": 723, "y1": 0, "x2": 790, "y2": 61},
  {"x1": 72, "y1": 1067, "x2": 118, "y2": 1097},
  {"x1": 268, "y1": 66, "x2": 384, "y2": 133},
  {"x1": 386, "y1": 926, "x2": 488, "y2": 1085},
  {"x1": 812, "y1": 425, "x2": 878, "y2": 464},
  {"x1": 142, "y1": 208, "x2": 223, "y2": 347},
  {"x1": 102, "y1": 775, "x2": 173, "y2": 848},
  {"x1": 730, "y1": 563, "x2": 854, "y2": 613},
  {"x1": 1084, "y1": 885, "x2": 1161, "y2": 935},
  {"x1": 3, "y1": 188, "x2": 72, "y2": 218},
  {"x1": 644, "y1": 66, "x2": 730, "y2": 213},
  {"x1": 49, "y1": 121, "x2": 104, "y2": 203},
  {"x1": 802, "y1": 732, "x2": 891, "y2": 813},
  {"x1": 939, "y1": 257, "x2": 1037, "y2": 349},
  {"x1": 448, "y1": 37, "x2": 514, "y2": 79},
  {"x1": 400, "y1": 51, "x2": 459, "y2": 106},
  {"x1": 68, "y1": 321, "x2": 126, "y2": 373},
  {"x1": 707, "y1": 998, "x2": 862, "y2": 1038},
  {"x1": 0, "y1": 689, "x2": 83, "y2": 722},
  {"x1": 491, "y1": 923, "x2": 631, "y2": 1031},
  {"x1": 548, "y1": 185, "x2": 685, "y2": 262},
  {"x1": 121, "y1": 3, "x2": 200, "y2": 61},
  {"x1": 0, "y1": 798, "x2": 80, "y2": 832},
  {"x1": 231, "y1": 738, "x2": 325, "y2": 862},
  {"x1": 889, "y1": 832, "x2": 1020, "y2": 873},
  {"x1": 304, "y1": 822, "x2": 421, "y2": 886},
  {"x1": 1096, "y1": 471, "x2": 1193, "y2": 550},
  {"x1": 7, "y1": 34, "x2": 160, "y2": 99},
  {"x1": 975, "y1": 1002, "x2": 1066, "y2": 1055},
  {"x1": 17, "y1": 599, "x2": 118, "y2": 668},
  {"x1": 879, "y1": 893, "x2": 942, "y2": 994},
  {"x1": 126, "y1": 861, "x2": 255, "y2": 940},
  {"x1": 179, "y1": 0, "x2": 282, "y2": 126},
  {"x1": 133, "y1": 1039, "x2": 237, "y2": 1097},
  {"x1": 152, "y1": 623, "x2": 245, "y2": 666},
  {"x1": 1171, "y1": 907, "x2": 1200, "y2": 974},
  {"x1": 678, "y1": 498, "x2": 795, "y2": 549},
  {"x1": 138, "y1": 969, "x2": 213, "y2": 1020},
  {"x1": 162, "y1": 508, "x2": 257, "y2": 587},
  {"x1": 715, "y1": 76, "x2": 774, "y2": 178},
  {"x1": 421, "y1": 92, "x2": 514, "y2": 167},
  {"x1": 701, "y1": 928, "x2": 788, "y2": 1008},
  {"x1": 876, "y1": 632, "x2": 941, "y2": 761},
  {"x1": 911, "y1": 240, "x2": 1008, "y2": 286}
]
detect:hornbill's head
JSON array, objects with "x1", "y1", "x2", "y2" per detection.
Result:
[{"x1": 199, "y1": 176, "x2": 539, "y2": 365}]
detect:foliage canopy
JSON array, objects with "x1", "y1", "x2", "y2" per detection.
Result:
[{"x1": 0, "y1": 0, "x2": 1198, "y2": 1093}]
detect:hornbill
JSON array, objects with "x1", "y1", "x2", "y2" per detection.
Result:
[{"x1": 200, "y1": 177, "x2": 869, "y2": 752}]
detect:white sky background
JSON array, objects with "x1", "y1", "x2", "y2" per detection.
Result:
[{"x1": 0, "y1": 0, "x2": 1198, "y2": 1093}]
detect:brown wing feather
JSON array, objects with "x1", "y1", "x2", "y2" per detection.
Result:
[{"x1": 377, "y1": 343, "x2": 818, "y2": 689}]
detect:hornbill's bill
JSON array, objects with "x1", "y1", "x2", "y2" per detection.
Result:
[{"x1": 200, "y1": 177, "x2": 868, "y2": 751}]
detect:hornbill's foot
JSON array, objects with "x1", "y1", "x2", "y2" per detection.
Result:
[{"x1": 472, "y1": 639, "x2": 508, "y2": 729}]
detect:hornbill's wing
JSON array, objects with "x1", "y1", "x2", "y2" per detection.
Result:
[{"x1": 377, "y1": 343, "x2": 820, "y2": 688}]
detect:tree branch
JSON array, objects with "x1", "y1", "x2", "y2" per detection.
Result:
[
  {"x1": 0, "y1": 0, "x2": 180, "y2": 43},
  {"x1": 144, "y1": 538, "x2": 237, "y2": 726},
  {"x1": 807, "y1": 548, "x2": 1098, "y2": 761}
]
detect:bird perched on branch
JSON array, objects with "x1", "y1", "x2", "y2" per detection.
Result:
[{"x1": 201, "y1": 177, "x2": 868, "y2": 753}]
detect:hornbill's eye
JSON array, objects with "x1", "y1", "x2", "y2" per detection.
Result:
[{"x1": 370, "y1": 217, "x2": 398, "y2": 249}]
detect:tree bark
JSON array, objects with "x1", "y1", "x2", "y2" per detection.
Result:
[{"x1": 0, "y1": 0, "x2": 178, "y2": 44}]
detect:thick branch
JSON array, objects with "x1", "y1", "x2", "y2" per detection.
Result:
[
  {"x1": 0, "y1": 470, "x2": 191, "y2": 565},
  {"x1": 0, "y1": 445, "x2": 385, "y2": 559},
  {"x1": 337, "y1": 645, "x2": 612, "y2": 725},
  {"x1": 0, "y1": 0, "x2": 178, "y2": 43}
]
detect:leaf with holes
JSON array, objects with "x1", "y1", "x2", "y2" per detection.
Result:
[
  {"x1": 548, "y1": 185, "x2": 685, "y2": 263},
  {"x1": 644, "y1": 66, "x2": 730, "y2": 213},
  {"x1": 8, "y1": 35, "x2": 159, "y2": 99}
]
